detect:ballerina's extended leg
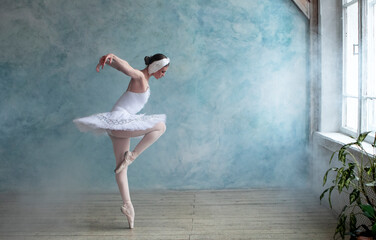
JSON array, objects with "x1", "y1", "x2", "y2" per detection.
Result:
[{"x1": 110, "y1": 122, "x2": 166, "y2": 174}]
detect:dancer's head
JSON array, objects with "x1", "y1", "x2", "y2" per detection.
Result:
[{"x1": 144, "y1": 53, "x2": 170, "y2": 79}]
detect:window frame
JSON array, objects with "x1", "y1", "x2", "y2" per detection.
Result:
[{"x1": 341, "y1": 0, "x2": 376, "y2": 143}]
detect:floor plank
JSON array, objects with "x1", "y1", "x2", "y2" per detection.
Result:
[{"x1": 0, "y1": 189, "x2": 337, "y2": 240}]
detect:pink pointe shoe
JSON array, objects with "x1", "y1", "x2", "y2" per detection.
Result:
[
  {"x1": 114, "y1": 151, "x2": 134, "y2": 174},
  {"x1": 121, "y1": 204, "x2": 135, "y2": 229}
]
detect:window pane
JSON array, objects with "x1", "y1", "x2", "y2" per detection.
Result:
[
  {"x1": 366, "y1": 0, "x2": 376, "y2": 97},
  {"x1": 345, "y1": 2, "x2": 359, "y2": 97},
  {"x1": 366, "y1": 99, "x2": 376, "y2": 131},
  {"x1": 365, "y1": 0, "x2": 376, "y2": 134},
  {"x1": 344, "y1": 97, "x2": 359, "y2": 130}
]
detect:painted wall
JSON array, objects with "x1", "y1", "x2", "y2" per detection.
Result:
[{"x1": 0, "y1": 0, "x2": 309, "y2": 191}]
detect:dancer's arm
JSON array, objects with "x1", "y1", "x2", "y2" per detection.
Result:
[{"x1": 96, "y1": 54, "x2": 143, "y2": 79}]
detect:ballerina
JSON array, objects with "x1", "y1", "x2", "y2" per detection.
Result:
[{"x1": 73, "y1": 53, "x2": 170, "y2": 229}]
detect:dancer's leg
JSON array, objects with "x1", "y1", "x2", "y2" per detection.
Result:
[
  {"x1": 108, "y1": 122, "x2": 165, "y2": 228},
  {"x1": 109, "y1": 135, "x2": 135, "y2": 228},
  {"x1": 132, "y1": 122, "x2": 166, "y2": 159},
  {"x1": 109, "y1": 122, "x2": 166, "y2": 160},
  {"x1": 109, "y1": 136, "x2": 132, "y2": 205}
]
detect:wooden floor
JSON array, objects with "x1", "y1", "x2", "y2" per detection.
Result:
[{"x1": 0, "y1": 189, "x2": 337, "y2": 240}]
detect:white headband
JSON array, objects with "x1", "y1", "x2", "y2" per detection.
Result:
[{"x1": 148, "y1": 58, "x2": 170, "y2": 74}]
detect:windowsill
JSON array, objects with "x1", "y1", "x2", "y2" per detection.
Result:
[{"x1": 314, "y1": 131, "x2": 375, "y2": 156}]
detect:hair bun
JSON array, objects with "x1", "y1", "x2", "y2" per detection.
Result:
[{"x1": 144, "y1": 56, "x2": 151, "y2": 65}]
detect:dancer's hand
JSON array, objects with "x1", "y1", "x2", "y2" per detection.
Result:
[{"x1": 96, "y1": 54, "x2": 115, "y2": 72}]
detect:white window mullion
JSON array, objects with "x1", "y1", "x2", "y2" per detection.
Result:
[{"x1": 359, "y1": 0, "x2": 366, "y2": 135}]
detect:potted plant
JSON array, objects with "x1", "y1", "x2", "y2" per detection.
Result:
[{"x1": 320, "y1": 131, "x2": 376, "y2": 240}]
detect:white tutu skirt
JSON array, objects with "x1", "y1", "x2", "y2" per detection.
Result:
[{"x1": 73, "y1": 110, "x2": 166, "y2": 134}]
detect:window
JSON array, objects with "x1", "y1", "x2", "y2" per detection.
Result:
[{"x1": 342, "y1": 0, "x2": 376, "y2": 140}]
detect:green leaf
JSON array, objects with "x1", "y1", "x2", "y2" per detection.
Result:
[
  {"x1": 369, "y1": 167, "x2": 376, "y2": 177},
  {"x1": 360, "y1": 204, "x2": 376, "y2": 221},
  {"x1": 328, "y1": 186, "x2": 335, "y2": 209},
  {"x1": 349, "y1": 189, "x2": 360, "y2": 204},
  {"x1": 349, "y1": 212, "x2": 357, "y2": 233},
  {"x1": 320, "y1": 188, "x2": 329, "y2": 202},
  {"x1": 348, "y1": 162, "x2": 355, "y2": 169},
  {"x1": 372, "y1": 222, "x2": 376, "y2": 235},
  {"x1": 337, "y1": 168, "x2": 346, "y2": 192},
  {"x1": 329, "y1": 151, "x2": 337, "y2": 164},
  {"x1": 323, "y1": 173, "x2": 328, "y2": 186},
  {"x1": 323, "y1": 168, "x2": 337, "y2": 186},
  {"x1": 338, "y1": 148, "x2": 348, "y2": 164},
  {"x1": 357, "y1": 131, "x2": 371, "y2": 143},
  {"x1": 336, "y1": 167, "x2": 343, "y2": 182},
  {"x1": 335, "y1": 214, "x2": 347, "y2": 239}
]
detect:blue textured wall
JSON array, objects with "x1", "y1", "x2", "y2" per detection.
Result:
[{"x1": 0, "y1": 0, "x2": 309, "y2": 191}]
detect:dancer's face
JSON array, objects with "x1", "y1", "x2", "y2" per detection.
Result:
[{"x1": 154, "y1": 66, "x2": 169, "y2": 79}]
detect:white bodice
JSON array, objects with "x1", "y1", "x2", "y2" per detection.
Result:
[{"x1": 111, "y1": 89, "x2": 150, "y2": 114}]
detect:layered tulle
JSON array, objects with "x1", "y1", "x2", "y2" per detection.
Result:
[{"x1": 73, "y1": 110, "x2": 166, "y2": 134}]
